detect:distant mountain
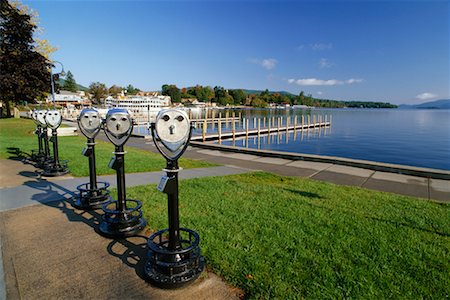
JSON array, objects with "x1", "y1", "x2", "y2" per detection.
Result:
[
  {"x1": 240, "y1": 89, "x2": 294, "y2": 96},
  {"x1": 57, "y1": 78, "x2": 89, "y2": 91},
  {"x1": 399, "y1": 99, "x2": 450, "y2": 109}
]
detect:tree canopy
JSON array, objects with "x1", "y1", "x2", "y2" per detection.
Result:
[
  {"x1": 88, "y1": 82, "x2": 108, "y2": 104},
  {"x1": 126, "y1": 84, "x2": 140, "y2": 95},
  {"x1": 0, "y1": 0, "x2": 51, "y2": 116},
  {"x1": 63, "y1": 70, "x2": 77, "y2": 92},
  {"x1": 161, "y1": 84, "x2": 181, "y2": 102},
  {"x1": 160, "y1": 83, "x2": 396, "y2": 108},
  {"x1": 108, "y1": 85, "x2": 123, "y2": 97}
]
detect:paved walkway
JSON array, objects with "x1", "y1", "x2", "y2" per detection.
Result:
[{"x1": 0, "y1": 163, "x2": 248, "y2": 212}]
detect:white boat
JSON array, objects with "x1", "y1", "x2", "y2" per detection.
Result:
[{"x1": 105, "y1": 95, "x2": 171, "y2": 122}]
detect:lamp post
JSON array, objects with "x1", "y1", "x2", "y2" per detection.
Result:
[{"x1": 50, "y1": 61, "x2": 66, "y2": 109}]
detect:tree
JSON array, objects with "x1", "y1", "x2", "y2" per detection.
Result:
[
  {"x1": 213, "y1": 86, "x2": 233, "y2": 105},
  {"x1": 0, "y1": 0, "x2": 51, "y2": 117},
  {"x1": 88, "y1": 82, "x2": 108, "y2": 104},
  {"x1": 126, "y1": 84, "x2": 140, "y2": 95},
  {"x1": 161, "y1": 84, "x2": 181, "y2": 103},
  {"x1": 9, "y1": 0, "x2": 57, "y2": 59},
  {"x1": 229, "y1": 89, "x2": 246, "y2": 105},
  {"x1": 108, "y1": 85, "x2": 122, "y2": 97},
  {"x1": 63, "y1": 71, "x2": 77, "y2": 92}
]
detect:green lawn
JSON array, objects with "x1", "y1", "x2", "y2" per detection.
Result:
[
  {"x1": 122, "y1": 172, "x2": 450, "y2": 299},
  {"x1": 0, "y1": 118, "x2": 216, "y2": 176}
]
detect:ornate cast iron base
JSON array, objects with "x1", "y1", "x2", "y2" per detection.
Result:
[
  {"x1": 41, "y1": 160, "x2": 69, "y2": 177},
  {"x1": 73, "y1": 181, "x2": 111, "y2": 210},
  {"x1": 144, "y1": 228, "x2": 205, "y2": 289},
  {"x1": 98, "y1": 199, "x2": 147, "y2": 238}
]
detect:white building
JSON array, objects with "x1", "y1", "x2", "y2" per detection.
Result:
[
  {"x1": 47, "y1": 90, "x2": 90, "y2": 107},
  {"x1": 105, "y1": 95, "x2": 171, "y2": 122}
]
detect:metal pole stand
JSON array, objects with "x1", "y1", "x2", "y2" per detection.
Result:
[
  {"x1": 99, "y1": 145, "x2": 147, "y2": 237},
  {"x1": 99, "y1": 108, "x2": 146, "y2": 238},
  {"x1": 144, "y1": 110, "x2": 204, "y2": 288},
  {"x1": 74, "y1": 108, "x2": 111, "y2": 209},
  {"x1": 42, "y1": 129, "x2": 69, "y2": 176},
  {"x1": 74, "y1": 138, "x2": 110, "y2": 209},
  {"x1": 31, "y1": 125, "x2": 46, "y2": 163},
  {"x1": 37, "y1": 127, "x2": 53, "y2": 168},
  {"x1": 31, "y1": 111, "x2": 45, "y2": 163}
]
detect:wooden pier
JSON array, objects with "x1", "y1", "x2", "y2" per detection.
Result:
[{"x1": 191, "y1": 119, "x2": 331, "y2": 142}]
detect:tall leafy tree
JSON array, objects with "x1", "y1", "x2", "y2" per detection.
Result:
[
  {"x1": 9, "y1": 0, "x2": 57, "y2": 59},
  {"x1": 0, "y1": 0, "x2": 51, "y2": 117},
  {"x1": 161, "y1": 84, "x2": 181, "y2": 102},
  {"x1": 229, "y1": 89, "x2": 246, "y2": 105},
  {"x1": 213, "y1": 86, "x2": 233, "y2": 105},
  {"x1": 126, "y1": 84, "x2": 140, "y2": 95},
  {"x1": 195, "y1": 85, "x2": 214, "y2": 102},
  {"x1": 63, "y1": 70, "x2": 77, "y2": 92},
  {"x1": 108, "y1": 85, "x2": 123, "y2": 97},
  {"x1": 88, "y1": 82, "x2": 108, "y2": 104}
]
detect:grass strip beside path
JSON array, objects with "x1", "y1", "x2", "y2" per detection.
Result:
[
  {"x1": 123, "y1": 172, "x2": 450, "y2": 299},
  {"x1": 0, "y1": 118, "x2": 216, "y2": 176}
]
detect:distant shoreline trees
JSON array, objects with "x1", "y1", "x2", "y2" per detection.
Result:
[
  {"x1": 160, "y1": 84, "x2": 397, "y2": 109},
  {"x1": 84, "y1": 80, "x2": 397, "y2": 109}
]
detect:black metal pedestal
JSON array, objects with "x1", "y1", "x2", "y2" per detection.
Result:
[
  {"x1": 74, "y1": 182, "x2": 110, "y2": 209},
  {"x1": 144, "y1": 160, "x2": 205, "y2": 288},
  {"x1": 73, "y1": 139, "x2": 110, "y2": 210},
  {"x1": 42, "y1": 129, "x2": 69, "y2": 177},
  {"x1": 99, "y1": 146, "x2": 146, "y2": 238},
  {"x1": 36, "y1": 128, "x2": 53, "y2": 168},
  {"x1": 145, "y1": 228, "x2": 205, "y2": 288},
  {"x1": 31, "y1": 126, "x2": 46, "y2": 163}
]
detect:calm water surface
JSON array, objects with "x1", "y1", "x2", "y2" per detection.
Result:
[{"x1": 201, "y1": 108, "x2": 450, "y2": 171}]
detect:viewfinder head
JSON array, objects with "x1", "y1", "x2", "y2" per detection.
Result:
[
  {"x1": 78, "y1": 108, "x2": 102, "y2": 139},
  {"x1": 152, "y1": 109, "x2": 191, "y2": 160},
  {"x1": 36, "y1": 110, "x2": 48, "y2": 127},
  {"x1": 104, "y1": 108, "x2": 133, "y2": 146},
  {"x1": 31, "y1": 110, "x2": 40, "y2": 125},
  {"x1": 45, "y1": 110, "x2": 62, "y2": 130}
]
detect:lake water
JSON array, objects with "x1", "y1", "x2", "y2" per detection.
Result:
[{"x1": 189, "y1": 108, "x2": 450, "y2": 171}]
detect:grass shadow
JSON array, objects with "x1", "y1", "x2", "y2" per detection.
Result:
[
  {"x1": 283, "y1": 188, "x2": 323, "y2": 199},
  {"x1": 7, "y1": 147, "x2": 30, "y2": 159},
  {"x1": 367, "y1": 215, "x2": 450, "y2": 238},
  {"x1": 7, "y1": 147, "x2": 37, "y2": 167}
]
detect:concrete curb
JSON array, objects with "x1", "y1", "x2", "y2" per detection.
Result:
[{"x1": 190, "y1": 141, "x2": 450, "y2": 180}]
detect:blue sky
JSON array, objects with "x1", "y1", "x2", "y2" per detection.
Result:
[{"x1": 24, "y1": 0, "x2": 449, "y2": 104}]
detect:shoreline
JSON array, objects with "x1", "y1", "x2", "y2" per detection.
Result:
[{"x1": 188, "y1": 141, "x2": 450, "y2": 180}]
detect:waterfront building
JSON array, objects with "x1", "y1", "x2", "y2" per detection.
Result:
[
  {"x1": 47, "y1": 90, "x2": 91, "y2": 107},
  {"x1": 105, "y1": 94, "x2": 171, "y2": 122}
]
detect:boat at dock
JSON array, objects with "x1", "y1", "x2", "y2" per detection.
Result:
[{"x1": 105, "y1": 94, "x2": 171, "y2": 123}]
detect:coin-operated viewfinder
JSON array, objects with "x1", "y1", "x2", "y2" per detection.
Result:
[
  {"x1": 30, "y1": 110, "x2": 45, "y2": 164},
  {"x1": 36, "y1": 110, "x2": 48, "y2": 128},
  {"x1": 154, "y1": 109, "x2": 191, "y2": 159},
  {"x1": 74, "y1": 108, "x2": 110, "y2": 210},
  {"x1": 145, "y1": 109, "x2": 204, "y2": 288},
  {"x1": 34, "y1": 110, "x2": 52, "y2": 167},
  {"x1": 104, "y1": 108, "x2": 134, "y2": 147},
  {"x1": 46, "y1": 110, "x2": 62, "y2": 130},
  {"x1": 78, "y1": 108, "x2": 102, "y2": 139},
  {"x1": 99, "y1": 108, "x2": 146, "y2": 238},
  {"x1": 42, "y1": 110, "x2": 69, "y2": 177}
]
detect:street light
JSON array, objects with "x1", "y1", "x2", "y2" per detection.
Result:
[{"x1": 50, "y1": 61, "x2": 65, "y2": 109}]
